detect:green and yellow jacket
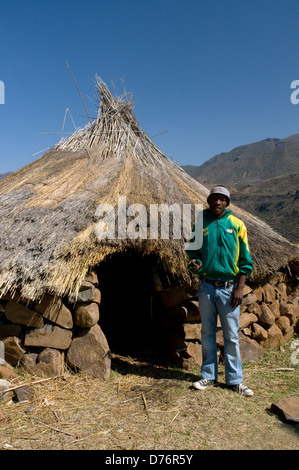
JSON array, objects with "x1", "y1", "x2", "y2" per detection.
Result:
[{"x1": 186, "y1": 209, "x2": 253, "y2": 280}]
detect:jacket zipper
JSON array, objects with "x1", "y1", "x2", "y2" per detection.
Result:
[{"x1": 216, "y1": 219, "x2": 220, "y2": 274}]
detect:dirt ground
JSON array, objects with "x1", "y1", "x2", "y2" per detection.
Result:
[{"x1": 0, "y1": 338, "x2": 298, "y2": 451}]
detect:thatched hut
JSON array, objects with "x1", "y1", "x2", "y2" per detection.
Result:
[{"x1": 0, "y1": 79, "x2": 298, "y2": 377}]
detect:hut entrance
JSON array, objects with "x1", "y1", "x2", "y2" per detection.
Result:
[{"x1": 96, "y1": 251, "x2": 166, "y2": 362}]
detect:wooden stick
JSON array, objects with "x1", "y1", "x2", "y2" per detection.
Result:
[
  {"x1": 170, "y1": 410, "x2": 180, "y2": 424},
  {"x1": 141, "y1": 393, "x2": 148, "y2": 411},
  {"x1": 70, "y1": 428, "x2": 112, "y2": 444},
  {"x1": 32, "y1": 418, "x2": 76, "y2": 437},
  {"x1": 0, "y1": 375, "x2": 61, "y2": 394},
  {"x1": 65, "y1": 61, "x2": 91, "y2": 124}
]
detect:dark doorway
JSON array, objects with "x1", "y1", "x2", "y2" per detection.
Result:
[{"x1": 96, "y1": 251, "x2": 166, "y2": 361}]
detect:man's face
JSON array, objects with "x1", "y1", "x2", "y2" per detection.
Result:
[{"x1": 208, "y1": 193, "x2": 228, "y2": 218}]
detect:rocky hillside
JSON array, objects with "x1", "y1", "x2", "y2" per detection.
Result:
[
  {"x1": 183, "y1": 134, "x2": 299, "y2": 185},
  {"x1": 0, "y1": 172, "x2": 12, "y2": 180},
  {"x1": 182, "y1": 135, "x2": 299, "y2": 244},
  {"x1": 229, "y1": 173, "x2": 298, "y2": 244}
]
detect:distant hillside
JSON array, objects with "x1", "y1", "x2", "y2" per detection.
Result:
[
  {"x1": 0, "y1": 172, "x2": 12, "y2": 180},
  {"x1": 183, "y1": 134, "x2": 299, "y2": 187},
  {"x1": 230, "y1": 173, "x2": 298, "y2": 244},
  {"x1": 182, "y1": 135, "x2": 299, "y2": 244}
]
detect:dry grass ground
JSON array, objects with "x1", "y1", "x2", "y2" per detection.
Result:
[{"x1": 0, "y1": 338, "x2": 298, "y2": 451}]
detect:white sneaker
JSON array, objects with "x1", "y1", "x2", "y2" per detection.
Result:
[
  {"x1": 192, "y1": 379, "x2": 216, "y2": 390},
  {"x1": 231, "y1": 382, "x2": 253, "y2": 397}
]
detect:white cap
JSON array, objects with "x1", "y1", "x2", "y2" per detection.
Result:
[{"x1": 207, "y1": 185, "x2": 230, "y2": 206}]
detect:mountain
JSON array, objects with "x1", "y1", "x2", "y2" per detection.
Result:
[
  {"x1": 229, "y1": 173, "x2": 298, "y2": 244},
  {"x1": 0, "y1": 172, "x2": 12, "y2": 180},
  {"x1": 183, "y1": 134, "x2": 299, "y2": 187},
  {"x1": 182, "y1": 135, "x2": 299, "y2": 244}
]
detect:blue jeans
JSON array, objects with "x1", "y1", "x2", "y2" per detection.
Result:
[{"x1": 198, "y1": 280, "x2": 243, "y2": 385}]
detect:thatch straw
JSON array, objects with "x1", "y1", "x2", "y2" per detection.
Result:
[{"x1": 0, "y1": 78, "x2": 297, "y2": 302}]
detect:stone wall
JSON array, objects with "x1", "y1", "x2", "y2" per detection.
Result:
[
  {"x1": 0, "y1": 266, "x2": 298, "y2": 378},
  {"x1": 160, "y1": 269, "x2": 299, "y2": 371},
  {"x1": 0, "y1": 270, "x2": 111, "y2": 379}
]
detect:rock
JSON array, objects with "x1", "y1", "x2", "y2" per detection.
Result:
[
  {"x1": 6, "y1": 300, "x2": 44, "y2": 328},
  {"x1": 268, "y1": 271, "x2": 286, "y2": 285},
  {"x1": 21, "y1": 353, "x2": 38, "y2": 373},
  {"x1": 280, "y1": 301, "x2": 289, "y2": 315},
  {"x1": 160, "y1": 284, "x2": 191, "y2": 309},
  {"x1": 239, "y1": 313, "x2": 258, "y2": 330},
  {"x1": 0, "y1": 292, "x2": 30, "y2": 303},
  {"x1": 14, "y1": 385, "x2": 35, "y2": 402},
  {"x1": 242, "y1": 293, "x2": 258, "y2": 305},
  {"x1": 240, "y1": 305, "x2": 248, "y2": 314},
  {"x1": 251, "y1": 323, "x2": 268, "y2": 342},
  {"x1": 3, "y1": 336, "x2": 26, "y2": 366},
  {"x1": 239, "y1": 335, "x2": 266, "y2": 362},
  {"x1": 164, "y1": 305, "x2": 187, "y2": 323},
  {"x1": 0, "y1": 379, "x2": 12, "y2": 401},
  {"x1": 253, "y1": 286, "x2": 264, "y2": 302},
  {"x1": 77, "y1": 282, "x2": 101, "y2": 304},
  {"x1": 0, "y1": 365, "x2": 19, "y2": 381},
  {"x1": 84, "y1": 271, "x2": 99, "y2": 286},
  {"x1": 262, "y1": 283, "x2": 276, "y2": 303},
  {"x1": 165, "y1": 332, "x2": 186, "y2": 361},
  {"x1": 276, "y1": 316, "x2": 293, "y2": 342},
  {"x1": 183, "y1": 300, "x2": 201, "y2": 322},
  {"x1": 288, "y1": 293, "x2": 299, "y2": 307},
  {"x1": 291, "y1": 305, "x2": 299, "y2": 322},
  {"x1": 261, "y1": 323, "x2": 283, "y2": 350},
  {"x1": 247, "y1": 303, "x2": 262, "y2": 316},
  {"x1": 276, "y1": 316, "x2": 291, "y2": 335},
  {"x1": 24, "y1": 324, "x2": 72, "y2": 350},
  {"x1": 280, "y1": 303, "x2": 299, "y2": 324},
  {"x1": 259, "y1": 303, "x2": 276, "y2": 328},
  {"x1": 0, "y1": 324, "x2": 22, "y2": 339},
  {"x1": 179, "y1": 341, "x2": 202, "y2": 370},
  {"x1": 73, "y1": 302, "x2": 99, "y2": 328},
  {"x1": 243, "y1": 285, "x2": 253, "y2": 296},
  {"x1": 242, "y1": 327, "x2": 252, "y2": 336},
  {"x1": 270, "y1": 396, "x2": 299, "y2": 423},
  {"x1": 182, "y1": 323, "x2": 201, "y2": 340},
  {"x1": 275, "y1": 283, "x2": 288, "y2": 302},
  {"x1": 268, "y1": 300, "x2": 281, "y2": 319},
  {"x1": 33, "y1": 348, "x2": 64, "y2": 378},
  {"x1": 66, "y1": 324, "x2": 111, "y2": 379},
  {"x1": 34, "y1": 296, "x2": 73, "y2": 329}
]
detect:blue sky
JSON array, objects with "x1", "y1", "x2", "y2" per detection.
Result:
[{"x1": 1, "y1": 0, "x2": 299, "y2": 173}]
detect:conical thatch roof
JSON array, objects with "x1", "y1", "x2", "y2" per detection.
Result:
[{"x1": 0, "y1": 78, "x2": 297, "y2": 302}]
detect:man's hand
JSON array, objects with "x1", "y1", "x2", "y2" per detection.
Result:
[
  {"x1": 189, "y1": 259, "x2": 202, "y2": 271},
  {"x1": 231, "y1": 274, "x2": 246, "y2": 307},
  {"x1": 231, "y1": 285, "x2": 244, "y2": 307}
]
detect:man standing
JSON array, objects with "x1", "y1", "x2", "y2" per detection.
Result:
[{"x1": 186, "y1": 185, "x2": 254, "y2": 396}]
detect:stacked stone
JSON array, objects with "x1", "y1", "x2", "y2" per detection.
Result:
[
  {"x1": 238, "y1": 271, "x2": 299, "y2": 352},
  {"x1": 0, "y1": 271, "x2": 110, "y2": 379},
  {"x1": 160, "y1": 285, "x2": 202, "y2": 371},
  {"x1": 0, "y1": 266, "x2": 298, "y2": 376},
  {"x1": 160, "y1": 269, "x2": 299, "y2": 371}
]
